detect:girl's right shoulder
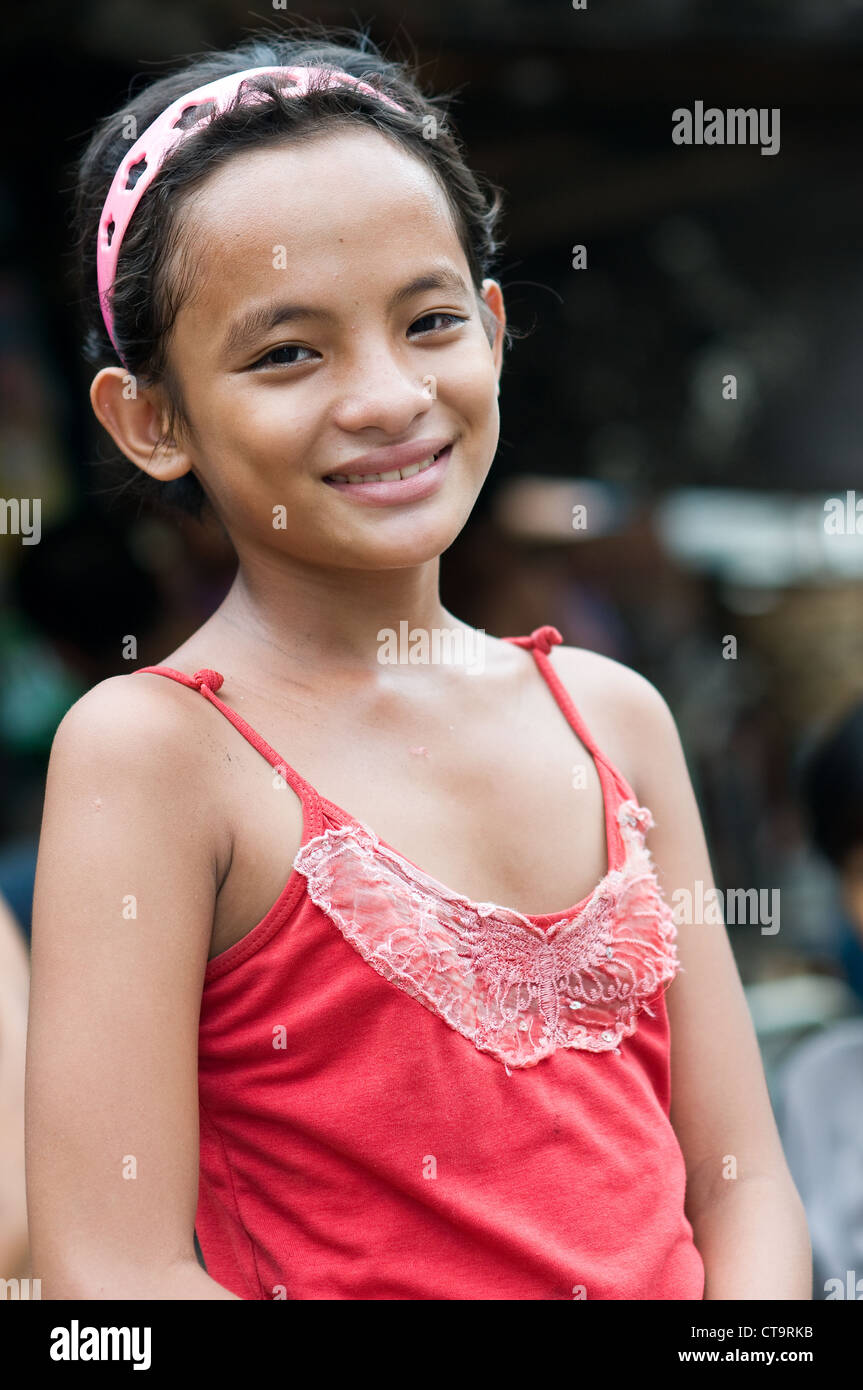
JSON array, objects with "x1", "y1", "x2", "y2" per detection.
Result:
[
  {"x1": 43, "y1": 671, "x2": 233, "y2": 908},
  {"x1": 47, "y1": 670, "x2": 227, "y2": 844},
  {"x1": 51, "y1": 669, "x2": 213, "y2": 772}
]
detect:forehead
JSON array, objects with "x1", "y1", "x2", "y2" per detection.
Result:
[{"x1": 174, "y1": 126, "x2": 465, "y2": 318}]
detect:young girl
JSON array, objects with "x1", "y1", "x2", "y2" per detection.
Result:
[{"x1": 26, "y1": 26, "x2": 810, "y2": 1300}]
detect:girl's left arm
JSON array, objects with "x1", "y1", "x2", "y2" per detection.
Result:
[{"x1": 628, "y1": 678, "x2": 812, "y2": 1300}]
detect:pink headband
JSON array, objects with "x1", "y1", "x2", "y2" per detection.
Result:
[{"x1": 96, "y1": 64, "x2": 407, "y2": 364}]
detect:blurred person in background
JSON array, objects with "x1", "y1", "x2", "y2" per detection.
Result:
[{"x1": 775, "y1": 700, "x2": 863, "y2": 1298}]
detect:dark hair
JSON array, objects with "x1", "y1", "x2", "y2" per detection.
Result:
[
  {"x1": 72, "y1": 22, "x2": 511, "y2": 522},
  {"x1": 798, "y1": 698, "x2": 863, "y2": 870}
]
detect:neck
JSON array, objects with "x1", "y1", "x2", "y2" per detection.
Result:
[{"x1": 208, "y1": 555, "x2": 467, "y2": 681}]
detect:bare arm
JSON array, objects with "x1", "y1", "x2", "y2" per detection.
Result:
[
  {"x1": 627, "y1": 677, "x2": 811, "y2": 1299},
  {"x1": 26, "y1": 676, "x2": 240, "y2": 1300}
]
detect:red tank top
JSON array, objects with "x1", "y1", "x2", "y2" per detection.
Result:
[{"x1": 135, "y1": 624, "x2": 704, "y2": 1300}]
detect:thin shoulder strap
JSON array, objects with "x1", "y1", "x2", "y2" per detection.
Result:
[
  {"x1": 502, "y1": 626, "x2": 637, "y2": 804},
  {"x1": 134, "y1": 664, "x2": 322, "y2": 814}
]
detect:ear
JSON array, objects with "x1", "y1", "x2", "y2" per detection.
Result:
[
  {"x1": 480, "y1": 279, "x2": 506, "y2": 395},
  {"x1": 89, "y1": 367, "x2": 194, "y2": 482}
]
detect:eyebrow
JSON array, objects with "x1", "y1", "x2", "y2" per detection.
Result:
[{"x1": 221, "y1": 267, "x2": 473, "y2": 359}]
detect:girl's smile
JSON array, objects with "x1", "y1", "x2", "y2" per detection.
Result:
[{"x1": 322, "y1": 440, "x2": 454, "y2": 505}]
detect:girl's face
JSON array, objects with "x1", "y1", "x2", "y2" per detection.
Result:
[{"x1": 127, "y1": 125, "x2": 505, "y2": 572}]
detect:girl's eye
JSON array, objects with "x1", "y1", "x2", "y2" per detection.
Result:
[
  {"x1": 249, "y1": 344, "x2": 318, "y2": 371},
  {"x1": 248, "y1": 312, "x2": 466, "y2": 370},
  {"x1": 409, "y1": 311, "x2": 467, "y2": 336}
]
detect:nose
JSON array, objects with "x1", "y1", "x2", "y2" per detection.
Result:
[{"x1": 333, "y1": 337, "x2": 435, "y2": 435}]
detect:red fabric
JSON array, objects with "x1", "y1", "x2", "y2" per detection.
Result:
[{"x1": 135, "y1": 626, "x2": 705, "y2": 1300}]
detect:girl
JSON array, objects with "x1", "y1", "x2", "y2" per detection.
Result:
[{"x1": 26, "y1": 26, "x2": 810, "y2": 1300}]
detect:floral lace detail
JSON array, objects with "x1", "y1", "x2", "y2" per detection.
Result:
[{"x1": 292, "y1": 799, "x2": 680, "y2": 1071}]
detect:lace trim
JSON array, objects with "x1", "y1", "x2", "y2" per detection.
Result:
[{"x1": 292, "y1": 799, "x2": 680, "y2": 1071}]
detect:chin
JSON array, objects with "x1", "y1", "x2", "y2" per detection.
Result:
[{"x1": 334, "y1": 514, "x2": 472, "y2": 570}]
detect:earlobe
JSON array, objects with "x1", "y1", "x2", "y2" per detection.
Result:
[{"x1": 89, "y1": 366, "x2": 193, "y2": 482}]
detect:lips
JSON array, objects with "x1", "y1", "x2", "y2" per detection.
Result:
[
  {"x1": 324, "y1": 446, "x2": 448, "y2": 485},
  {"x1": 322, "y1": 444, "x2": 453, "y2": 505}
]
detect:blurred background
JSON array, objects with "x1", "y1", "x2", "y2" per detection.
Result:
[{"x1": 3, "y1": 0, "x2": 863, "y2": 1295}]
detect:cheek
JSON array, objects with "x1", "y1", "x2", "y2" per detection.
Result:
[
  {"x1": 441, "y1": 337, "x2": 497, "y2": 404},
  {"x1": 219, "y1": 383, "x2": 312, "y2": 444},
  {"x1": 202, "y1": 384, "x2": 320, "y2": 496},
  {"x1": 435, "y1": 352, "x2": 500, "y2": 461}
]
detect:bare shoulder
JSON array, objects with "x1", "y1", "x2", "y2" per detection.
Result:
[
  {"x1": 47, "y1": 670, "x2": 231, "y2": 883},
  {"x1": 51, "y1": 669, "x2": 213, "y2": 772},
  {"x1": 548, "y1": 643, "x2": 680, "y2": 796}
]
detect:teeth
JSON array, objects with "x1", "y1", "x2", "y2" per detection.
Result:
[{"x1": 327, "y1": 451, "x2": 443, "y2": 485}]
